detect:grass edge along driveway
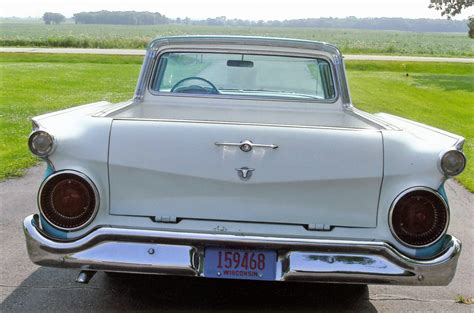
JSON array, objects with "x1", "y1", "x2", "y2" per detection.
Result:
[{"x1": 0, "y1": 53, "x2": 472, "y2": 191}]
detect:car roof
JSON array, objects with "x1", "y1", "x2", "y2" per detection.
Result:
[{"x1": 147, "y1": 35, "x2": 342, "y2": 57}]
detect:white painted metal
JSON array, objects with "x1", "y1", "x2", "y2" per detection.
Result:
[
  {"x1": 108, "y1": 119, "x2": 383, "y2": 227},
  {"x1": 110, "y1": 100, "x2": 377, "y2": 129},
  {"x1": 31, "y1": 101, "x2": 115, "y2": 235},
  {"x1": 27, "y1": 36, "x2": 466, "y2": 261}
]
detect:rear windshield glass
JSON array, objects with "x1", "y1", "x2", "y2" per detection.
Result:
[{"x1": 151, "y1": 52, "x2": 336, "y2": 101}]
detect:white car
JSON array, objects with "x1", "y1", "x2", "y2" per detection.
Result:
[{"x1": 24, "y1": 36, "x2": 466, "y2": 285}]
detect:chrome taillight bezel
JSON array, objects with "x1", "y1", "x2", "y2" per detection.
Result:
[
  {"x1": 388, "y1": 187, "x2": 450, "y2": 248},
  {"x1": 38, "y1": 170, "x2": 99, "y2": 231},
  {"x1": 28, "y1": 130, "x2": 56, "y2": 158},
  {"x1": 439, "y1": 149, "x2": 467, "y2": 177}
]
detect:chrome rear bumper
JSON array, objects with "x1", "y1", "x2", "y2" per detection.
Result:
[{"x1": 23, "y1": 214, "x2": 461, "y2": 285}]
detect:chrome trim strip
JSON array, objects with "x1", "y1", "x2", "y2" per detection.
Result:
[
  {"x1": 388, "y1": 187, "x2": 450, "y2": 248},
  {"x1": 334, "y1": 54, "x2": 352, "y2": 108},
  {"x1": 133, "y1": 49, "x2": 156, "y2": 102},
  {"x1": 37, "y1": 171, "x2": 100, "y2": 232},
  {"x1": 31, "y1": 119, "x2": 40, "y2": 131},
  {"x1": 23, "y1": 214, "x2": 461, "y2": 285},
  {"x1": 148, "y1": 89, "x2": 338, "y2": 104},
  {"x1": 378, "y1": 113, "x2": 463, "y2": 141},
  {"x1": 215, "y1": 140, "x2": 278, "y2": 151},
  {"x1": 454, "y1": 138, "x2": 465, "y2": 150}
]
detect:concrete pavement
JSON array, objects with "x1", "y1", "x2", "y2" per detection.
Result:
[
  {"x1": 0, "y1": 165, "x2": 473, "y2": 312},
  {"x1": 1, "y1": 47, "x2": 474, "y2": 63}
]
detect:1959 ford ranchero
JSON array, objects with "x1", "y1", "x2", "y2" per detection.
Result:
[{"x1": 23, "y1": 36, "x2": 466, "y2": 285}]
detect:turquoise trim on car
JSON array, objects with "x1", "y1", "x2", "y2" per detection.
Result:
[
  {"x1": 44, "y1": 162, "x2": 54, "y2": 178},
  {"x1": 415, "y1": 235, "x2": 448, "y2": 258},
  {"x1": 39, "y1": 215, "x2": 68, "y2": 239},
  {"x1": 438, "y1": 182, "x2": 449, "y2": 205},
  {"x1": 414, "y1": 183, "x2": 450, "y2": 258}
]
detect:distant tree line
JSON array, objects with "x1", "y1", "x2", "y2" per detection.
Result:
[
  {"x1": 73, "y1": 11, "x2": 168, "y2": 25},
  {"x1": 43, "y1": 10, "x2": 470, "y2": 34},
  {"x1": 179, "y1": 16, "x2": 469, "y2": 33},
  {"x1": 42, "y1": 12, "x2": 65, "y2": 25}
]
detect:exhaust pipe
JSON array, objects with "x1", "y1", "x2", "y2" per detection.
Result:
[{"x1": 76, "y1": 270, "x2": 96, "y2": 284}]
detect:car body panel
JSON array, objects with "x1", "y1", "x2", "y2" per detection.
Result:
[{"x1": 109, "y1": 119, "x2": 383, "y2": 227}]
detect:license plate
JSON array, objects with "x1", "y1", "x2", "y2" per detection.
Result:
[{"x1": 204, "y1": 248, "x2": 277, "y2": 281}]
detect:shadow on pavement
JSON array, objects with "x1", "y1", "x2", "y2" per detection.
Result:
[{"x1": 2, "y1": 268, "x2": 377, "y2": 312}]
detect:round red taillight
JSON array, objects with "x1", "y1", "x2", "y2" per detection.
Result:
[
  {"x1": 39, "y1": 171, "x2": 98, "y2": 230},
  {"x1": 389, "y1": 188, "x2": 449, "y2": 247}
]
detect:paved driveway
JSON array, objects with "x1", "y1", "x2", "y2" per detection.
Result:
[{"x1": 1, "y1": 165, "x2": 473, "y2": 312}]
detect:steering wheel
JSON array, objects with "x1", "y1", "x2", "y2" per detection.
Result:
[{"x1": 170, "y1": 77, "x2": 219, "y2": 94}]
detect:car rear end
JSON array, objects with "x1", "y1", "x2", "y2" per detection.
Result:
[{"x1": 22, "y1": 36, "x2": 465, "y2": 285}]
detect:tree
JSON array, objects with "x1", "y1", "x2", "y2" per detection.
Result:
[
  {"x1": 428, "y1": 0, "x2": 473, "y2": 19},
  {"x1": 469, "y1": 16, "x2": 474, "y2": 38},
  {"x1": 73, "y1": 11, "x2": 168, "y2": 25},
  {"x1": 42, "y1": 12, "x2": 65, "y2": 25}
]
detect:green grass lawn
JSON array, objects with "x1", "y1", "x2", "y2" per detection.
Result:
[
  {"x1": 1, "y1": 23, "x2": 473, "y2": 57},
  {"x1": 0, "y1": 53, "x2": 472, "y2": 190},
  {"x1": 0, "y1": 53, "x2": 142, "y2": 180},
  {"x1": 346, "y1": 61, "x2": 473, "y2": 190}
]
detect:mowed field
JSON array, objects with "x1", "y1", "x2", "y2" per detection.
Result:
[
  {"x1": 1, "y1": 23, "x2": 473, "y2": 57},
  {"x1": 0, "y1": 53, "x2": 472, "y2": 190}
]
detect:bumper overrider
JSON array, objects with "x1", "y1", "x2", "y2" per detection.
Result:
[{"x1": 23, "y1": 214, "x2": 461, "y2": 285}]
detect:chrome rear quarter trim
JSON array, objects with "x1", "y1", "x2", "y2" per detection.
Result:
[{"x1": 23, "y1": 214, "x2": 461, "y2": 285}]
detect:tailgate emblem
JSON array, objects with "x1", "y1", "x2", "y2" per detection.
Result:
[{"x1": 236, "y1": 167, "x2": 255, "y2": 181}]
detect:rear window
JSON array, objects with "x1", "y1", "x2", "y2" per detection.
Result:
[{"x1": 151, "y1": 52, "x2": 336, "y2": 101}]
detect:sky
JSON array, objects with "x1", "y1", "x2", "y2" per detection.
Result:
[{"x1": 1, "y1": 0, "x2": 473, "y2": 20}]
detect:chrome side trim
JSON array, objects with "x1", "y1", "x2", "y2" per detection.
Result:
[
  {"x1": 38, "y1": 171, "x2": 100, "y2": 232},
  {"x1": 388, "y1": 187, "x2": 450, "y2": 248},
  {"x1": 334, "y1": 54, "x2": 352, "y2": 108},
  {"x1": 133, "y1": 49, "x2": 156, "y2": 102},
  {"x1": 23, "y1": 215, "x2": 462, "y2": 285}
]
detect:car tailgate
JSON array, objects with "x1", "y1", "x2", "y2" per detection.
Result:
[{"x1": 108, "y1": 120, "x2": 383, "y2": 228}]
